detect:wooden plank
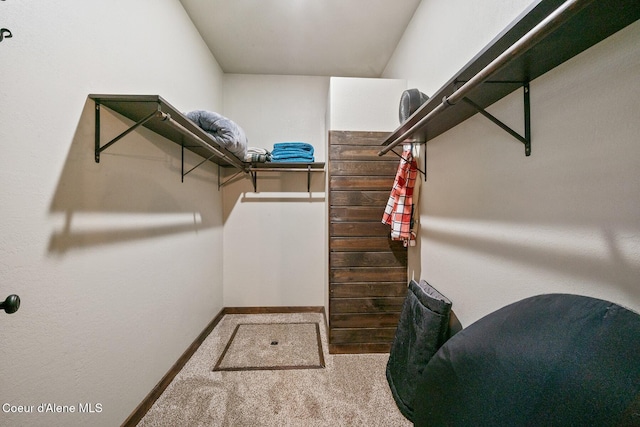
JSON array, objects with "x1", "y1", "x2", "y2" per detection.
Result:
[
  {"x1": 330, "y1": 176, "x2": 394, "y2": 191},
  {"x1": 330, "y1": 297, "x2": 405, "y2": 313},
  {"x1": 330, "y1": 267, "x2": 407, "y2": 283},
  {"x1": 330, "y1": 313, "x2": 402, "y2": 328},
  {"x1": 329, "y1": 131, "x2": 390, "y2": 146},
  {"x1": 330, "y1": 207, "x2": 386, "y2": 222},
  {"x1": 329, "y1": 327, "x2": 397, "y2": 344},
  {"x1": 329, "y1": 343, "x2": 391, "y2": 354},
  {"x1": 330, "y1": 251, "x2": 406, "y2": 268},
  {"x1": 329, "y1": 222, "x2": 390, "y2": 237},
  {"x1": 329, "y1": 161, "x2": 398, "y2": 176},
  {"x1": 330, "y1": 282, "x2": 408, "y2": 298},
  {"x1": 330, "y1": 190, "x2": 389, "y2": 207},
  {"x1": 329, "y1": 145, "x2": 399, "y2": 161},
  {"x1": 330, "y1": 237, "x2": 406, "y2": 252}
]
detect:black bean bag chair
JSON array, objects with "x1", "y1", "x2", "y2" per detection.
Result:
[{"x1": 413, "y1": 293, "x2": 640, "y2": 426}]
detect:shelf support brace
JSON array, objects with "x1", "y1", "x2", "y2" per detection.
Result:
[
  {"x1": 219, "y1": 168, "x2": 245, "y2": 190},
  {"x1": 181, "y1": 144, "x2": 219, "y2": 182},
  {"x1": 246, "y1": 165, "x2": 323, "y2": 193},
  {"x1": 251, "y1": 170, "x2": 258, "y2": 192},
  {"x1": 461, "y1": 82, "x2": 531, "y2": 156},
  {"x1": 94, "y1": 103, "x2": 161, "y2": 163}
]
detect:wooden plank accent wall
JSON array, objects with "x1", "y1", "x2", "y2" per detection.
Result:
[{"x1": 328, "y1": 131, "x2": 408, "y2": 354}]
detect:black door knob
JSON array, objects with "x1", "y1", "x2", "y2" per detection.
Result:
[{"x1": 1, "y1": 294, "x2": 20, "y2": 314}]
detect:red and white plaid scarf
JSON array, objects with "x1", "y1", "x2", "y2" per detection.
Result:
[{"x1": 382, "y1": 146, "x2": 418, "y2": 246}]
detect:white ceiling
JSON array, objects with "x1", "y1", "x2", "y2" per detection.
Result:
[{"x1": 179, "y1": 0, "x2": 421, "y2": 77}]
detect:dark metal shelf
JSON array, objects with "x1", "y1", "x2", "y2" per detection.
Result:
[
  {"x1": 88, "y1": 94, "x2": 325, "y2": 191},
  {"x1": 89, "y1": 94, "x2": 247, "y2": 171},
  {"x1": 249, "y1": 162, "x2": 325, "y2": 171},
  {"x1": 380, "y1": 0, "x2": 640, "y2": 154}
]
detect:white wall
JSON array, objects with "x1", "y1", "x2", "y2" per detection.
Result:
[
  {"x1": 221, "y1": 74, "x2": 329, "y2": 307},
  {"x1": 0, "y1": 1, "x2": 225, "y2": 426},
  {"x1": 329, "y1": 77, "x2": 407, "y2": 131},
  {"x1": 384, "y1": 0, "x2": 533, "y2": 93},
  {"x1": 383, "y1": 0, "x2": 640, "y2": 326}
]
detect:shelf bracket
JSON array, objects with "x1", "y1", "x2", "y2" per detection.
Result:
[
  {"x1": 94, "y1": 102, "x2": 161, "y2": 163},
  {"x1": 181, "y1": 139, "x2": 247, "y2": 190},
  {"x1": 251, "y1": 169, "x2": 258, "y2": 192},
  {"x1": 219, "y1": 168, "x2": 246, "y2": 190},
  {"x1": 247, "y1": 165, "x2": 323, "y2": 193},
  {"x1": 181, "y1": 144, "x2": 219, "y2": 183},
  {"x1": 461, "y1": 82, "x2": 531, "y2": 156}
]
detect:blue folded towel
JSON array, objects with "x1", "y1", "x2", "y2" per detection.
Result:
[
  {"x1": 273, "y1": 142, "x2": 314, "y2": 153},
  {"x1": 271, "y1": 142, "x2": 315, "y2": 162},
  {"x1": 272, "y1": 150, "x2": 312, "y2": 158},
  {"x1": 271, "y1": 155, "x2": 314, "y2": 162},
  {"x1": 271, "y1": 157, "x2": 314, "y2": 163}
]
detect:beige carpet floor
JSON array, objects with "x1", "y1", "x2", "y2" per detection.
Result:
[{"x1": 137, "y1": 312, "x2": 412, "y2": 427}]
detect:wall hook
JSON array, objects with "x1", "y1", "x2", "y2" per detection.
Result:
[
  {"x1": 0, "y1": 28, "x2": 12, "y2": 42},
  {"x1": 1, "y1": 294, "x2": 20, "y2": 314}
]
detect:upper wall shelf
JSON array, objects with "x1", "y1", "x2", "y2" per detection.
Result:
[
  {"x1": 89, "y1": 94, "x2": 324, "y2": 191},
  {"x1": 89, "y1": 94, "x2": 248, "y2": 171},
  {"x1": 380, "y1": 0, "x2": 640, "y2": 155}
]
